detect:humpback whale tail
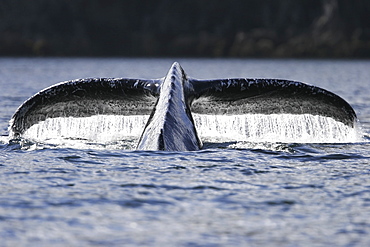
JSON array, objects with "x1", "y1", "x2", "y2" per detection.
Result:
[{"x1": 9, "y1": 62, "x2": 357, "y2": 151}]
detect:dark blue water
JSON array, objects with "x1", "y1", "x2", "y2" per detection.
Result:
[{"x1": 1, "y1": 58, "x2": 370, "y2": 246}]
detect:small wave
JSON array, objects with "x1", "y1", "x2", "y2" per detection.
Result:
[
  {"x1": 4, "y1": 137, "x2": 139, "y2": 151},
  {"x1": 0, "y1": 135, "x2": 9, "y2": 144}
]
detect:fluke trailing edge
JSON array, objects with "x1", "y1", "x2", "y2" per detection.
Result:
[{"x1": 9, "y1": 62, "x2": 357, "y2": 151}]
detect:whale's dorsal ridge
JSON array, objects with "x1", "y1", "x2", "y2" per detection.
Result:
[{"x1": 137, "y1": 62, "x2": 202, "y2": 151}]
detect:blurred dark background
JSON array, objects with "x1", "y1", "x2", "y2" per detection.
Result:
[{"x1": 1, "y1": 0, "x2": 369, "y2": 57}]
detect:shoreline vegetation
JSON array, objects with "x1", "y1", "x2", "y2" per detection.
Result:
[{"x1": 1, "y1": 0, "x2": 369, "y2": 58}]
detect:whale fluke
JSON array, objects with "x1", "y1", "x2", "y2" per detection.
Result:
[
  {"x1": 190, "y1": 78, "x2": 356, "y2": 127},
  {"x1": 9, "y1": 78, "x2": 161, "y2": 138},
  {"x1": 9, "y1": 62, "x2": 357, "y2": 151}
]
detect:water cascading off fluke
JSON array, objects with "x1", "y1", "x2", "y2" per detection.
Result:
[{"x1": 9, "y1": 62, "x2": 360, "y2": 150}]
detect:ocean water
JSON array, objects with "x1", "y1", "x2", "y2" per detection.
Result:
[{"x1": 1, "y1": 58, "x2": 370, "y2": 246}]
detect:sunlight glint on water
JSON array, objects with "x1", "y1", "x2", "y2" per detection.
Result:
[{"x1": 22, "y1": 113, "x2": 362, "y2": 145}]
